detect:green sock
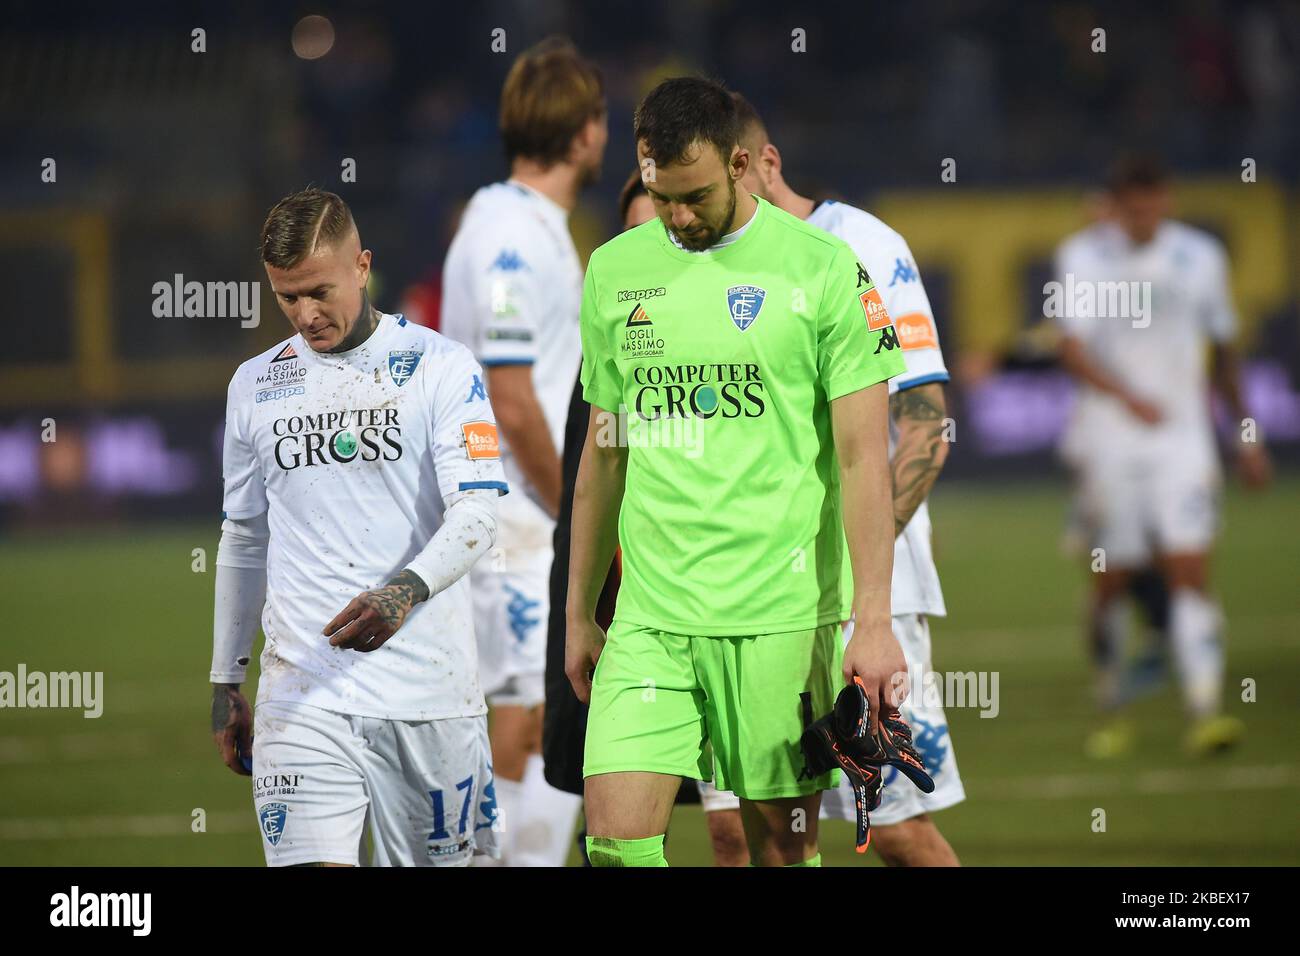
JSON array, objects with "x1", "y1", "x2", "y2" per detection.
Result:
[
  {"x1": 786, "y1": 852, "x2": 821, "y2": 867},
  {"x1": 586, "y1": 834, "x2": 669, "y2": 867}
]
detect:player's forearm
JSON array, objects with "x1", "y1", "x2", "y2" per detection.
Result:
[
  {"x1": 834, "y1": 385, "x2": 895, "y2": 626},
  {"x1": 1059, "y1": 336, "x2": 1132, "y2": 401},
  {"x1": 566, "y1": 414, "x2": 626, "y2": 624},
  {"x1": 889, "y1": 383, "x2": 949, "y2": 536},
  {"x1": 403, "y1": 490, "x2": 498, "y2": 599},
  {"x1": 1211, "y1": 344, "x2": 1251, "y2": 424},
  {"x1": 210, "y1": 514, "x2": 269, "y2": 685},
  {"x1": 493, "y1": 385, "x2": 563, "y2": 517}
]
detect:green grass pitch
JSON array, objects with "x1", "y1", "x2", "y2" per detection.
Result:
[{"x1": 2, "y1": 478, "x2": 1297, "y2": 865}]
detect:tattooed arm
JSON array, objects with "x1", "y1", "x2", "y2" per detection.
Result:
[
  {"x1": 324, "y1": 489, "x2": 497, "y2": 652},
  {"x1": 889, "y1": 382, "x2": 951, "y2": 537},
  {"x1": 211, "y1": 512, "x2": 268, "y2": 775}
]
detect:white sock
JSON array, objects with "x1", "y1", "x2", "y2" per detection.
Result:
[
  {"x1": 504, "y1": 754, "x2": 582, "y2": 867},
  {"x1": 1169, "y1": 588, "x2": 1223, "y2": 718},
  {"x1": 1093, "y1": 597, "x2": 1131, "y2": 711}
]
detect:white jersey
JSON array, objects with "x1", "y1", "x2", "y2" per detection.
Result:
[
  {"x1": 221, "y1": 312, "x2": 509, "y2": 721},
  {"x1": 440, "y1": 180, "x2": 583, "y2": 548},
  {"x1": 807, "y1": 200, "x2": 948, "y2": 618},
  {"x1": 1054, "y1": 220, "x2": 1236, "y2": 470}
]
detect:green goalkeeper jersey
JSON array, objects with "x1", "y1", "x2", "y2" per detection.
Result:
[{"x1": 579, "y1": 197, "x2": 905, "y2": 636}]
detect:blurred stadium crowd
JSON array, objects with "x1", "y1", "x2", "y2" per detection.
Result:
[{"x1": 1, "y1": 0, "x2": 1298, "y2": 527}]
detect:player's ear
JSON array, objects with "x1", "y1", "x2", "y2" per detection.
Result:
[
  {"x1": 356, "y1": 248, "x2": 372, "y2": 288},
  {"x1": 762, "y1": 143, "x2": 782, "y2": 178},
  {"x1": 730, "y1": 144, "x2": 750, "y2": 181}
]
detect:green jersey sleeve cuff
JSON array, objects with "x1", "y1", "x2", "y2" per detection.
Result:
[
  {"x1": 582, "y1": 382, "x2": 621, "y2": 413},
  {"x1": 823, "y1": 354, "x2": 905, "y2": 402}
]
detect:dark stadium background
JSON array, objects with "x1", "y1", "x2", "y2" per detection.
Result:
[{"x1": 0, "y1": 0, "x2": 1297, "y2": 865}]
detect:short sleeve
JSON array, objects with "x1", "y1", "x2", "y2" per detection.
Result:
[
  {"x1": 221, "y1": 375, "x2": 268, "y2": 519},
  {"x1": 1052, "y1": 239, "x2": 1098, "y2": 340},
  {"x1": 578, "y1": 257, "x2": 623, "y2": 412},
  {"x1": 818, "y1": 243, "x2": 907, "y2": 401},
  {"x1": 427, "y1": 344, "x2": 510, "y2": 499},
  {"x1": 470, "y1": 241, "x2": 543, "y2": 367},
  {"x1": 1201, "y1": 242, "x2": 1237, "y2": 343},
  {"x1": 878, "y1": 236, "x2": 948, "y2": 394}
]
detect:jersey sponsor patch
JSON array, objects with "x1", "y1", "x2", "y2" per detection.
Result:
[
  {"x1": 271, "y1": 342, "x2": 298, "y2": 363},
  {"x1": 727, "y1": 285, "x2": 766, "y2": 332},
  {"x1": 894, "y1": 311, "x2": 939, "y2": 350},
  {"x1": 860, "y1": 287, "x2": 892, "y2": 331},
  {"x1": 461, "y1": 420, "x2": 500, "y2": 460}
]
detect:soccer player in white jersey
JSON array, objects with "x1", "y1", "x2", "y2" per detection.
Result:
[
  {"x1": 440, "y1": 37, "x2": 606, "y2": 866},
  {"x1": 688, "y1": 94, "x2": 963, "y2": 867},
  {"x1": 1054, "y1": 157, "x2": 1271, "y2": 757},
  {"x1": 210, "y1": 188, "x2": 508, "y2": 866}
]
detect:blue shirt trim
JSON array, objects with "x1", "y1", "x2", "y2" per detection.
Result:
[
  {"x1": 895, "y1": 371, "x2": 950, "y2": 391},
  {"x1": 481, "y1": 357, "x2": 536, "y2": 367},
  {"x1": 459, "y1": 480, "x2": 509, "y2": 494}
]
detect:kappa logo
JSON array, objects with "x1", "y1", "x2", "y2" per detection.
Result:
[
  {"x1": 873, "y1": 326, "x2": 900, "y2": 354},
  {"x1": 489, "y1": 249, "x2": 529, "y2": 272},
  {"x1": 860, "y1": 287, "x2": 892, "y2": 331},
  {"x1": 259, "y1": 802, "x2": 288, "y2": 847},
  {"x1": 856, "y1": 261, "x2": 873, "y2": 289},
  {"x1": 465, "y1": 373, "x2": 487, "y2": 403},
  {"x1": 255, "y1": 384, "x2": 306, "y2": 404},
  {"x1": 388, "y1": 350, "x2": 422, "y2": 387},
  {"x1": 888, "y1": 257, "x2": 919, "y2": 287},
  {"x1": 461, "y1": 420, "x2": 500, "y2": 460},
  {"x1": 726, "y1": 285, "x2": 766, "y2": 332},
  {"x1": 272, "y1": 342, "x2": 298, "y2": 363},
  {"x1": 617, "y1": 286, "x2": 666, "y2": 303}
]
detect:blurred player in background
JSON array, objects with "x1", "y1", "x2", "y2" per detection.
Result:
[
  {"x1": 691, "y1": 93, "x2": 963, "y2": 867},
  {"x1": 1054, "y1": 157, "x2": 1272, "y2": 758},
  {"x1": 568, "y1": 78, "x2": 906, "y2": 867},
  {"x1": 1058, "y1": 191, "x2": 1174, "y2": 726},
  {"x1": 210, "y1": 188, "x2": 507, "y2": 866},
  {"x1": 440, "y1": 37, "x2": 606, "y2": 865}
]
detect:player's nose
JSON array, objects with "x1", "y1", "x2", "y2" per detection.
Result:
[{"x1": 670, "y1": 204, "x2": 694, "y2": 230}]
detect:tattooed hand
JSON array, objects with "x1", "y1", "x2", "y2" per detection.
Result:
[
  {"x1": 212, "y1": 683, "x2": 254, "y2": 776},
  {"x1": 324, "y1": 569, "x2": 430, "y2": 652}
]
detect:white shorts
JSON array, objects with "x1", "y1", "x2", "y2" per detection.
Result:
[
  {"x1": 251, "y1": 700, "x2": 500, "y2": 867},
  {"x1": 698, "y1": 614, "x2": 966, "y2": 827},
  {"x1": 1080, "y1": 453, "x2": 1220, "y2": 566},
  {"x1": 470, "y1": 546, "x2": 552, "y2": 708}
]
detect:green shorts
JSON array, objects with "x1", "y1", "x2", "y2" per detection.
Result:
[{"x1": 582, "y1": 619, "x2": 843, "y2": 800}]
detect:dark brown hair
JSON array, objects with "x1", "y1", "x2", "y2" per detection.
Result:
[
  {"x1": 730, "y1": 91, "x2": 768, "y2": 155},
  {"x1": 619, "y1": 168, "x2": 648, "y2": 223},
  {"x1": 635, "y1": 76, "x2": 739, "y2": 167},
  {"x1": 1107, "y1": 155, "x2": 1170, "y2": 194}
]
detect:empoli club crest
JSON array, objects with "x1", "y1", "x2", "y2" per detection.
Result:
[
  {"x1": 727, "y1": 285, "x2": 766, "y2": 332},
  {"x1": 388, "y1": 350, "x2": 422, "y2": 386},
  {"x1": 259, "y1": 802, "x2": 288, "y2": 847}
]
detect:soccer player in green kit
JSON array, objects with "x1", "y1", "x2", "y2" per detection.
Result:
[{"x1": 565, "y1": 77, "x2": 907, "y2": 867}]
